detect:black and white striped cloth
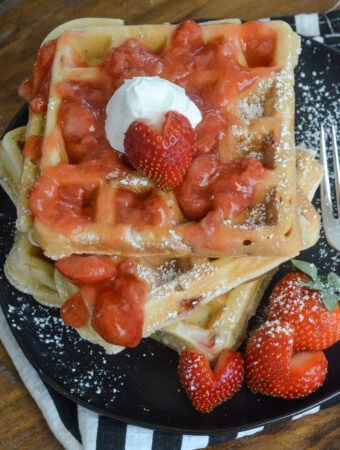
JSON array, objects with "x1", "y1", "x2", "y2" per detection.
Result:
[{"x1": 1, "y1": 9, "x2": 340, "y2": 450}]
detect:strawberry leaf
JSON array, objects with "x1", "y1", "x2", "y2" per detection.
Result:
[
  {"x1": 320, "y1": 290, "x2": 339, "y2": 313},
  {"x1": 328, "y1": 272, "x2": 340, "y2": 291},
  {"x1": 303, "y1": 280, "x2": 325, "y2": 291},
  {"x1": 291, "y1": 259, "x2": 318, "y2": 281},
  {"x1": 292, "y1": 260, "x2": 339, "y2": 313}
]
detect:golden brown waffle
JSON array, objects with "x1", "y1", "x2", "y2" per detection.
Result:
[
  {"x1": 0, "y1": 127, "x2": 26, "y2": 205},
  {"x1": 25, "y1": 19, "x2": 302, "y2": 259},
  {"x1": 15, "y1": 106, "x2": 45, "y2": 234},
  {"x1": 0, "y1": 124, "x2": 321, "y2": 355},
  {"x1": 153, "y1": 271, "x2": 276, "y2": 362}
]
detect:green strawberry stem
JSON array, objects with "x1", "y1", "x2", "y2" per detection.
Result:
[{"x1": 291, "y1": 259, "x2": 340, "y2": 313}]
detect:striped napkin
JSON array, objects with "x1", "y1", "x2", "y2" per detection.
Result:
[{"x1": 1, "y1": 9, "x2": 340, "y2": 450}]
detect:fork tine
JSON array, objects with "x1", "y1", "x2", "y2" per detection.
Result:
[
  {"x1": 320, "y1": 124, "x2": 333, "y2": 214},
  {"x1": 331, "y1": 124, "x2": 340, "y2": 210}
]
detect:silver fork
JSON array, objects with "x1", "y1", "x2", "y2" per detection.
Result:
[{"x1": 320, "y1": 124, "x2": 340, "y2": 251}]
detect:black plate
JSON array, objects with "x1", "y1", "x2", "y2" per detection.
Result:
[{"x1": 0, "y1": 37, "x2": 339, "y2": 435}]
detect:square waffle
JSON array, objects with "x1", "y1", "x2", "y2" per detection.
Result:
[{"x1": 23, "y1": 19, "x2": 302, "y2": 259}]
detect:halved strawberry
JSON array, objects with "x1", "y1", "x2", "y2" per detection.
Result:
[
  {"x1": 56, "y1": 254, "x2": 117, "y2": 284},
  {"x1": 267, "y1": 271, "x2": 340, "y2": 351},
  {"x1": 178, "y1": 348, "x2": 244, "y2": 413},
  {"x1": 124, "y1": 111, "x2": 196, "y2": 190},
  {"x1": 245, "y1": 320, "x2": 327, "y2": 399},
  {"x1": 60, "y1": 292, "x2": 90, "y2": 328}
]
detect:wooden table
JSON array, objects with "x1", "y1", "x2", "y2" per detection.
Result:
[{"x1": 0, "y1": 1, "x2": 339, "y2": 448}]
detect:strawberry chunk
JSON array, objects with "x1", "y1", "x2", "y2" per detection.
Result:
[
  {"x1": 124, "y1": 111, "x2": 196, "y2": 190},
  {"x1": 56, "y1": 254, "x2": 117, "y2": 284},
  {"x1": 178, "y1": 348, "x2": 244, "y2": 413},
  {"x1": 267, "y1": 272, "x2": 340, "y2": 351},
  {"x1": 245, "y1": 320, "x2": 328, "y2": 399},
  {"x1": 91, "y1": 274, "x2": 148, "y2": 347},
  {"x1": 167, "y1": 20, "x2": 204, "y2": 56},
  {"x1": 60, "y1": 292, "x2": 89, "y2": 328},
  {"x1": 176, "y1": 153, "x2": 266, "y2": 221},
  {"x1": 58, "y1": 257, "x2": 148, "y2": 347},
  {"x1": 18, "y1": 39, "x2": 57, "y2": 113}
]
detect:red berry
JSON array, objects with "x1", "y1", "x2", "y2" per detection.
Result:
[
  {"x1": 267, "y1": 272, "x2": 340, "y2": 351},
  {"x1": 61, "y1": 292, "x2": 89, "y2": 328},
  {"x1": 245, "y1": 320, "x2": 327, "y2": 399},
  {"x1": 56, "y1": 254, "x2": 117, "y2": 284},
  {"x1": 178, "y1": 348, "x2": 244, "y2": 413},
  {"x1": 91, "y1": 276, "x2": 147, "y2": 347},
  {"x1": 124, "y1": 111, "x2": 196, "y2": 190}
]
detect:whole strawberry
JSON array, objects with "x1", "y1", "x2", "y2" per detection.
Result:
[
  {"x1": 267, "y1": 260, "x2": 340, "y2": 351},
  {"x1": 124, "y1": 111, "x2": 196, "y2": 190},
  {"x1": 245, "y1": 320, "x2": 327, "y2": 399},
  {"x1": 178, "y1": 348, "x2": 244, "y2": 413}
]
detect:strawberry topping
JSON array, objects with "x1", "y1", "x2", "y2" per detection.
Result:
[
  {"x1": 56, "y1": 254, "x2": 117, "y2": 284},
  {"x1": 57, "y1": 257, "x2": 148, "y2": 347},
  {"x1": 60, "y1": 292, "x2": 90, "y2": 328},
  {"x1": 18, "y1": 39, "x2": 57, "y2": 114},
  {"x1": 176, "y1": 153, "x2": 266, "y2": 220},
  {"x1": 92, "y1": 270, "x2": 147, "y2": 347}
]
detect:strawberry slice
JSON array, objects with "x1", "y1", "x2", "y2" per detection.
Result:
[
  {"x1": 267, "y1": 272, "x2": 340, "y2": 351},
  {"x1": 178, "y1": 348, "x2": 244, "y2": 413},
  {"x1": 60, "y1": 292, "x2": 90, "y2": 328},
  {"x1": 245, "y1": 320, "x2": 327, "y2": 399},
  {"x1": 56, "y1": 254, "x2": 117, "y2": 284},
  {"x1": 124, "y1": 111, "x2": 196, "y2": 190}
]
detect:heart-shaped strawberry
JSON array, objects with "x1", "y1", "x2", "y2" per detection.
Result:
[
  {"x1": 245, "y1": 320, "x2": 328, "y2": 398},
  {"x1": 178, "y1": 348, "x2": 244, "y2": 413},
  {"x1": 124, "y1": 111, "x2": 196, "y2": 190}
]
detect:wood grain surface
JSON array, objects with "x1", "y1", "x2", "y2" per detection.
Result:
[{"x1": 0, "y1": 0, "x2": 339, "y2": 449}]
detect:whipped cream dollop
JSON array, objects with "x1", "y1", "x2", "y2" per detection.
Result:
[{"x1": 105, "y1": 76, "x2": 202, "y2": 153}]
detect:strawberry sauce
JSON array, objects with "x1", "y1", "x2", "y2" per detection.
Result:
[
  {"x1": 56, "y1": 256, "x2": 148, "y2": 347},
  {"x1": 176, "y1": 154, "x2": 266, "y2": 221},
  {"x1": 115, "y1": 190, "x2": 170, "y2": 228},
  {"x1": 18, "y1": 39, "x2": 57, "y2": 114},
  {"x1": 22, "y1": 135, "x2": 43, "y2": 160}
]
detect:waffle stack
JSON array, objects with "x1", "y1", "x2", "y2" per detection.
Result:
[{"x1": 0, "y1": 18, "x2": 322, "y2": 358}]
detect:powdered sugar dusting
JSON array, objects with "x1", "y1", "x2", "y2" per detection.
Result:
[{"x1": 5, "y1": 294, "x2": 127, "y2": 403}]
